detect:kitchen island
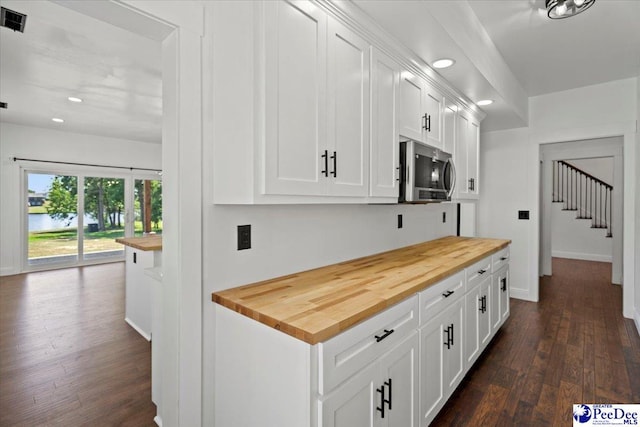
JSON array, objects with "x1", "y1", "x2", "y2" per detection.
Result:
[
  {"x1": 212, "y1": 235, "x2": 511, "y2": 427},
  {"x1": 115, "y1": 235, "x2": 163, "y2": 420}
]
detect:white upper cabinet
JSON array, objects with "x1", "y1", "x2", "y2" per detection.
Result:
[
  {"x1": 423, "y1": 84, "x2": 444, "y2": 149},
  {"x1": 398, "y1": 73, "x2": 444, "y2": 149},
  {"x1": 326, "y1": 18, "x2": 370, "y2": 197},
  {"x1": 442, "y1": 99, "x2": 457, "y2": 156},
  {"x1": 264, "y1": 2, "x2": 370, "y2": 198},
  {"x1": 370, "y1": 48, "x2": 400, "y2": 198},
  {"x1": 398, "y1": 72, "x2": 426, "y2": 143},
  {"x1": 211, "y1": 0, "x2": 483, "y2": 204},
  {"x1": 452, "y1": 111, "x2": 480, "y2": 200},
  {"x1": 264, "y1": 1, "x2": 328, "y2": 196}
]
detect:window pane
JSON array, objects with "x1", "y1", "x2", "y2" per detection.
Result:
[
  {"x1": 134, "y1": 179, "x2": 162, "y2": 237},
  {"x1": 83, "y1": 177, "x2": 125, "y2": 260},
  {"x1": 28, "y1": 173, "x2": 78, "y2": 266}
]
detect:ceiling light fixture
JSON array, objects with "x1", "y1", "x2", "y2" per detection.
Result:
[
  {"x1": 432, "y1": 58, "x2": 455, "y2": 69},
  {"x1": 546, "y1": 0, "x2": 595, "y2": 19},
  {"x1": 52, "y1": 118, "x2": 64, "y2": 123},
  {"x1": 68, "y1": 96, "x2": 82, "y2": 103},
  {"x1": 476, "y1": 99, "x2": 493, "y2": 106}
]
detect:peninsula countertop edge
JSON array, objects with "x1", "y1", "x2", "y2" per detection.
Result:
[
  {"x1": 212, "y1": 236, "x2": 511, "y2": 345},
  {"x1": 115, "y1": 235, "x2": 163, "y2": 251}
]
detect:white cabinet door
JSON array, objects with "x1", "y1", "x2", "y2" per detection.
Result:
[
  {"x1": 467, "y1": 120, "x2": 480, "y2": 198},
  {"x1": 454, "y1": 113, "x2": 470, "y2": 198},
  {"x1": 490, "y1": 270, "x2": 502, "y2": 332},
  {"x1": 398, "y1": 72, "x2": 425, "y2": 142},
  {"x1": 419, "y1": 311, "x2": 445, "y2": 427},
  {"x1": 321, "y1": 363, "x2": 378, "y2": 427},
  {"x1": 370, "y1": 48, "x2": 400, "y2": 198},
  {"x1": 442, "y1": 299, "x2": 465, "y2": 393},
  {"x1": 424, "y1": 84, "x2": 444, "y2": 149},
  {"x1": 327, "y1": 18, "x2": 370, "y2": 197},
  {"x1": 378, "y1": 333, "x2": 419, "y2": 427},
  {"x1": 499, "y1": 265, "x2": 510, "y2": 324},
  {"x1": 264, "y1": 1, "x2": 328, "y2": 196},
  {"x1": 124, "y1": 247, "x2": 153, "y2": 340},
  {"x1": 453, "y1": 112, "x2": 480, "y2": 200},
  {"x1": 464, "y1": 284, "x2": 481, "y2": 367},
  {"x1": 442, "y1": 101, "x2": 457, "y2": 156},
  {"x1": 478, "y1": 277, "x2": 492, "y2": 349}
]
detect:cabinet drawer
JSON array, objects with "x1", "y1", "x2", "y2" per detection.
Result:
[
  {"x1": 318, "y1": 295, "x2": 419, "y2": 395},
  {"x1": 466, "y1": 256, "x2": 491, "y2": 291},
  {"x1": 492, "y1": 247, "x2": 510, "y2": 273},
  {"x1": 418, "y1": 270, "x2": 465, "y2": 326}
]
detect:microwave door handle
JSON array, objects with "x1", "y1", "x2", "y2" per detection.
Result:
[{"x1": 446, "y1": 158, "x2": 456, "y2": 198}]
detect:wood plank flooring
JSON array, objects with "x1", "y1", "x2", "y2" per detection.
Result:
[
  {"x1": 432, "y1": 257, "x2": 640, "y2": 426},
  {"x1": 0, "y1": 263, "x2": 156, "y2": 426}
]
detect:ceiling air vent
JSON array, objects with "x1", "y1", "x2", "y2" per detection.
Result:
[{"x1": 1, "y1": 7, "x2": 27, "y2": 33}]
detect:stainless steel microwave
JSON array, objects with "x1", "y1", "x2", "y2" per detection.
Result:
[{"x1": 399, "y1": 139, "x2": 456, "y2": 203}]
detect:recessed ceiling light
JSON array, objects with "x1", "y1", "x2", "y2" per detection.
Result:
[
  {"x1": 476, "y1": 99, "x2": 494, "y2": 106},
  {"x1": 432, "y1": 58, "x2": 455, "y2": 69},
  {"x1": 52, "y1": 118, "x2": 64, "y2": 123},
  {"x1": 68, "y1": 96, "x2": 82, "y2": 103}
]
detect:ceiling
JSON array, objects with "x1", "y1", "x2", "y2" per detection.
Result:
[
  {"x1": 354, "y1": 0, "x2": 640, "y2": 131},
  {"x1": 0, "y1": 0, "x2": 162, "y2": 143},
  {"x1": 0, "y1": 1, "x2": 638, "y2": 140}
]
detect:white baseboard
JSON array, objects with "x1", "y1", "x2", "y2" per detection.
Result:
[
  {"x1": 154, "y1": 415, "x2": 162, "y2": 427},
  {"x1": 125, "y1": 317, "x2": 151, "y2": 341},
  {"x1": 552, "y1": 251, "x2": 612, "y2": 263},
  {"x1": 509, "y1": 288, "x2": 535, "y2": 302},
  {"x1": 0, "y1": 267, "x2": 18, "y2": 277}
]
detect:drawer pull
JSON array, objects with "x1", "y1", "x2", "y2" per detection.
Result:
[
  {"x1": 375, "y1": 329, "x2": 394, "y2": 343},
  {"x1": 500, "y1": 256, "x2": 508, "y2": 261},
  {"x1": 442, "y1": 290, "x2": 455, "y2": 298},
  {"x1": 478, "y1": 269, "x2": 487, "y2": 275}
]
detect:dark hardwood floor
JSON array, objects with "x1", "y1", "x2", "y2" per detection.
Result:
[
  {"x1": 2, "y1": 258, "x2": 638, "y2": 426},
  {"x1": 0, "y1": 263, "x2": 156, "y2": 426},
  {"x1": 432, "y1": 257, "x2": 640, "y2": 426}
]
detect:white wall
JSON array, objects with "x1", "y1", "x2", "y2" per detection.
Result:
[
  {"x1": 478, "y1": 78, "x2": 637, "y2": 318},
  {"x1": 477, "y1": 127, "x2": 533, "y2": 300},
  {"x1": 0, "y1": 123, "x2": 162, "y2": 275},
  {"x1": 551, "y1": 203, "x2": 613, "y2": 262},
  {"x1": 636, "y1": 76, "x2": 640, "y2": 331},
  {"x1": 565, "y1": 158, "x2": 613, "y2": 185}
]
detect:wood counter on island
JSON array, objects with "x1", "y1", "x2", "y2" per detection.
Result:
[
  {"x1": 115, "y1": 235, "x2": 162, "y2": 251},
  {"x1": 212, "y1": 235, "x2": 511, "y2": 345}
]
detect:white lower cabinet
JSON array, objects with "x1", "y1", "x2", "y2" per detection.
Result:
[
  {"x1": 464, "y1": 274, "x2": 492, "y2": 367},
  {"x1": 214, "y1": 248, "x2": 510, "y2": 427},
  {"x1": 320, "y1": 332, "x2": 419, "y2": 427},
  {"x1": 419, "y1": 298, "x2": 465, "y2": 427}
]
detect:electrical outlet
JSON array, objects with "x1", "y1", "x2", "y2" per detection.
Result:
[
  {"x1": 237, "y1": 225, "x2": 251, "y2": 250},
  {"x1": 442, "y1": 212, "x2": 446, "y2": 223},
  {"x1": 518, "y1": 210, "x2": 530, "y2": 220},
  {"x1": 397, "y1": 214, "x2": 403, "y2": 229}
]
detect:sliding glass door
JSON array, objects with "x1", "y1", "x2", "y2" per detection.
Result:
[
  {"x1": 25, "y1": 169, "x2": 161, "y2": 270},
  {"x1": 27, "y1": 173, "x2": 79, "y2": 266}
]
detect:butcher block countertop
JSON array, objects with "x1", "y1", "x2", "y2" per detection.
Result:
[
  {"x1": 115, "y1": 235, "x2": 163, "y2": 251},
  {"x1": 212, "y1": 236, "x2": 510, "y2": 345}
]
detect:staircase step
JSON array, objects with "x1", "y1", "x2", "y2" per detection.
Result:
[
  {"x1": 562, "y1": 208, "x2": 578, "y2": 211},
  {"x1": 591, "y1": 226, "x2": 608, "y2": 229},
  {"x1": 552, "y1": 200, "x2": 564, "y2": 203},
  {"x1": 575, "y1": 216, "x2": 593, "y2": 220}
]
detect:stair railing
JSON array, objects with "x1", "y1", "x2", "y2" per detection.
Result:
[{"x1": 552, "y1": 160, "x2": 612, "y2": 237}]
